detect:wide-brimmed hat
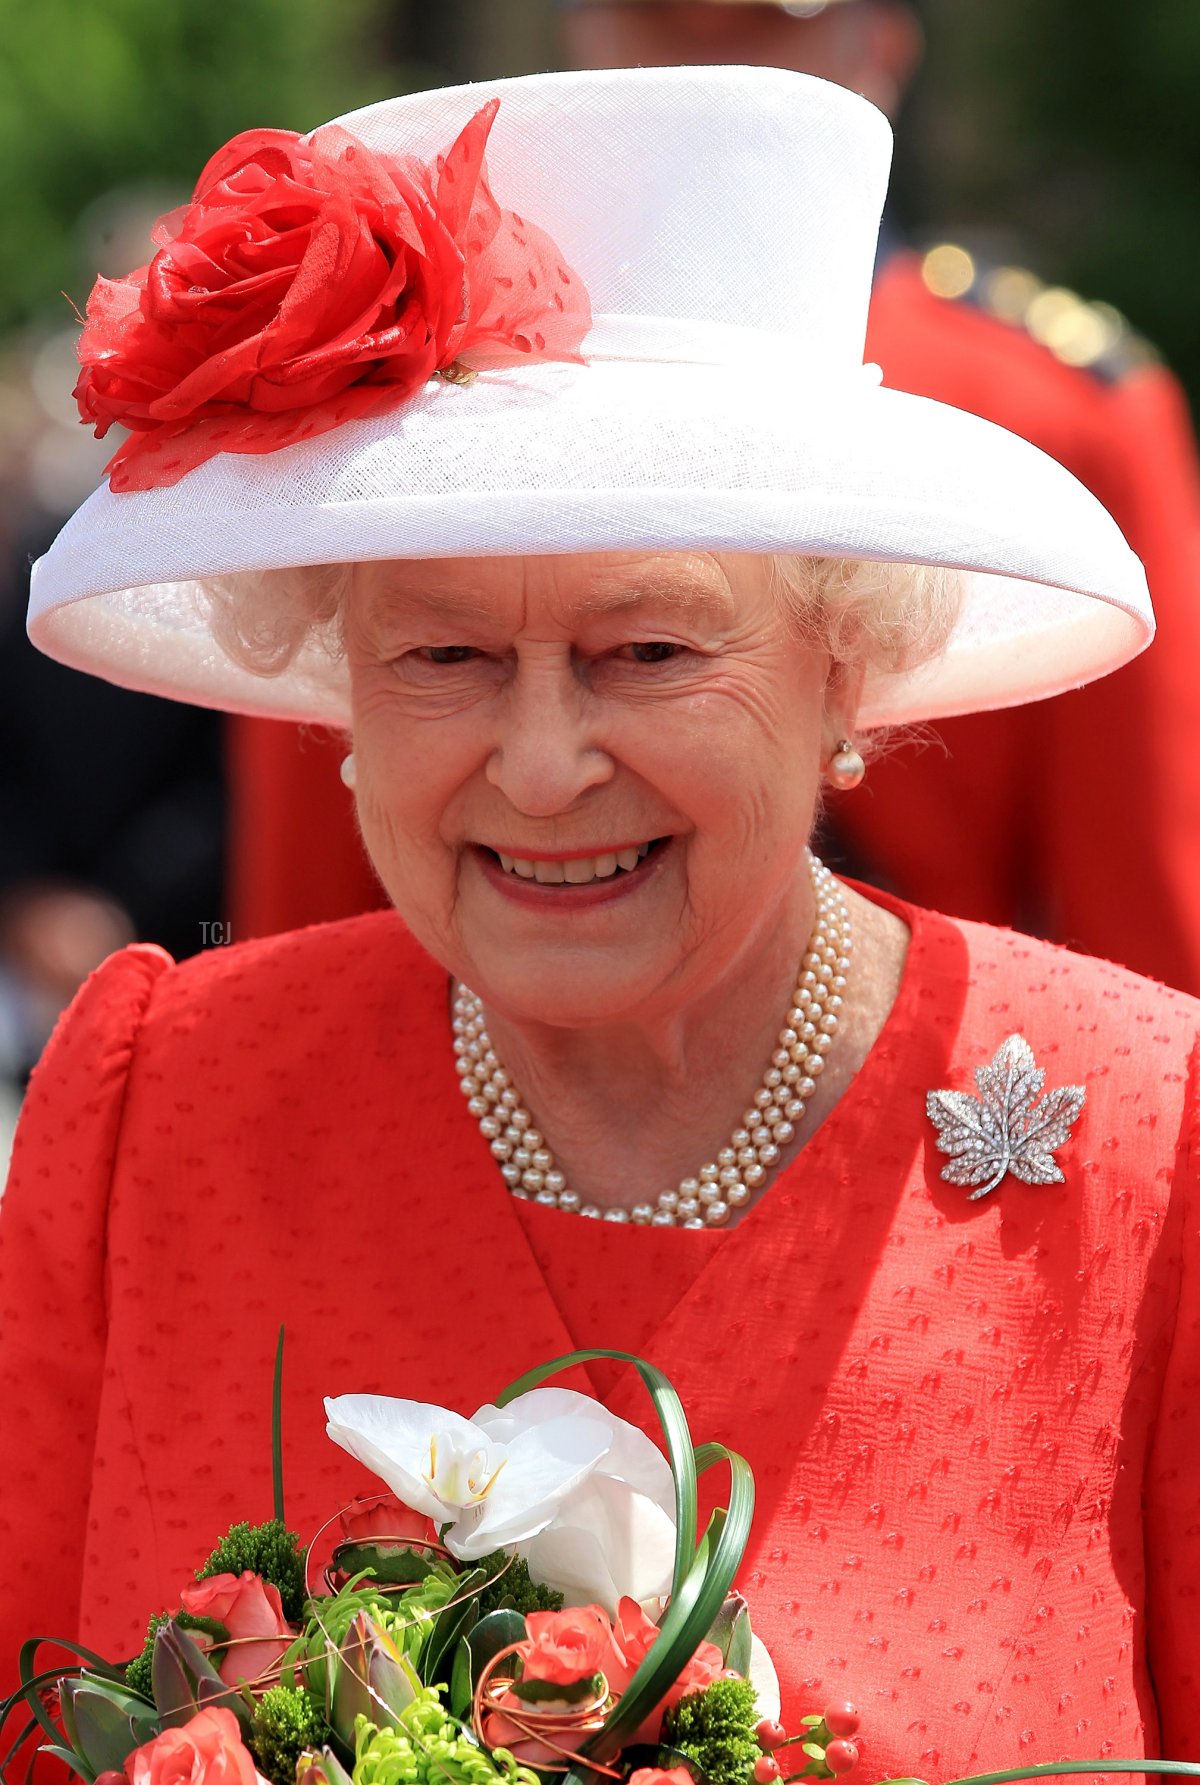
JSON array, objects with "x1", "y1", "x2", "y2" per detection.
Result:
[{"x1": 28, "y1": 66, "x2": 1151, "y2": 729}]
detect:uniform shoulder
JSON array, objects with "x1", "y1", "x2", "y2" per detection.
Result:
[{"x1": 876, "y1": 242, "x2": 1162, "y2": 386}]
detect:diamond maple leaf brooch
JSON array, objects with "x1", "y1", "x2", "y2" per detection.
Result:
[{"x1": 926, "y1": 1034, "x2": 1086, "y2": 1200}]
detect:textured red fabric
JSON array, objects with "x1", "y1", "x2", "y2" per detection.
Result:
[
  {"x1": 222, "y1": 256, "x2": 1200, "y2": 994},
  {"x1": 2, "y1": 897, "x2": 1199, "y2": 1780}
]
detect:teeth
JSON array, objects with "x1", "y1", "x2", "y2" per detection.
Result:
[{"x1": 493, "y1": 841, "x2": 659, "y2": 885}]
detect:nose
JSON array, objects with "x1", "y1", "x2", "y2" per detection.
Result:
[{"x1": 485, "y1": 656, "x2": 614, "y2": 816}]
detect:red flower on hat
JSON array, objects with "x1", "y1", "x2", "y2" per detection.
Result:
[{"x1": 74, "y1": 100, "x2": 592, "y2": 491}]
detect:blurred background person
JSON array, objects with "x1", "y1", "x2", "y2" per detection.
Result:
[
  {"x1": 0, "y1": 290, "x2": 225, "y2": 1164},
  {"x1": 226, "y1": 0, "x2": 1200, "y2": 998}
]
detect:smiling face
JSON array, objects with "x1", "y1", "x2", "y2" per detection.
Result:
[{"x1": 345, "y1": 551, "x2": 851, "y2": 1028}]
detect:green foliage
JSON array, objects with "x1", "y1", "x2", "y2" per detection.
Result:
[
  {"x1": 0, "y1": 0, "x2": 411, "y2": 335},
  {"x1": 124, "y1": 1610, "x2": 228, "y2": 1699},
  {"x1": 252, "y1": 1684, "x2": 331, "y2": 1785},
  {"x1": 290, "y1": 1571, "x2": 434, "y2": 1704},
  {"x1": 391, "y1": 1564, "x2": 461, "y2": 1665},
  {"x1": 305, "y1": 1563, "x2": 458, "y2": 1654},
  {"x1": 472, "y1": 1551, "x2": 564, "y2": 1618},
  {"x1": 352, "y1": 1703, "x2": 540, "y2": 1785},
  {"x1": 661, "y1": 1676, "x2": 762, "y2": 1785},
  {"x1": 197, "y1": 1520, "x2": 307, "y2": 1623},
  {"x1": 125, "y1": 1613, "x2": 168, "y2": 1699},
  {"x1": 915, "y1": 0, "x2": 1200, "y2": 405}
]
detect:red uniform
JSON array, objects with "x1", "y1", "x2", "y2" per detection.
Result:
[
  {"x1": 3, "y1": 894, "x2": 1200, "y2": 1773},
  {"x1": 224, "y1": 253, "x2": 1200, "y2": 990}
]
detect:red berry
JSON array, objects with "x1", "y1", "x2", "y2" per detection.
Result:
[
  {"x1": 756, "y1": 1721, "x2": 788, "y2": 1752},
  {"x1": 824, "y1": 1740, "x2": 859, "y2": 1776},
  {"x1": 823, "y1": 1705, "x2": 860, "y2": 1739},
  {"x1": 754, "y1": 1759, "x2": 782, "y2": 1784}
]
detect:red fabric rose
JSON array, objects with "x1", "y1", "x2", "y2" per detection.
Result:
[
  {"x1": 116, "y1": 1707, "x2": 263, "y2": 1785},
  {"x1": 75, "y1": 100, "x2": 591, "y2": 491},
  {"x1": 179, "y1": 1571, "x2": 293, "y2": 1688},
  {"x1": 519, "y1": 1604, "x2": 613, "y2": 1687}
]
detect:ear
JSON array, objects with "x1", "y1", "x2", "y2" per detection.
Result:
[
  {"x1": 822, "y1": 657, "x2": 866, "y2": 753},
  {"x1": 858, "y1": 0, "x2": 924, "y2": 115}
]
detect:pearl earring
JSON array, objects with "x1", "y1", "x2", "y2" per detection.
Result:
[
  {"x1": 339, "y1": 751, "x2": 357, "y2": 789},
  {"x1": 827, "y1": 738, "x2": 866, "y2": 791}
]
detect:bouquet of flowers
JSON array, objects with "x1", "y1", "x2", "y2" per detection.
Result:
[{"x1": 1, "y1": 1348, "x2": 859, "y2": 1785}]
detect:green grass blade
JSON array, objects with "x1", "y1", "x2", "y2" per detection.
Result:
[
  {"x1": 497, "y1": 1349, "x2": 699, "y2": 1598},
  {"x1": 11, "y1": 1637, "x2": 130, "y2": 1768},
  {"x1": 272, "y1": 1324, "x2": 286, "y2": 1526},
  {"x1": 585, "y1": 1442, "x2": 755, "y2": 1764},
  {"x1": 497, "y1": 1356, "x2": 757, "y2": 1770},
  {"x1": 944, "y1": 1766, "x2": 1200, "y2": 1785}
]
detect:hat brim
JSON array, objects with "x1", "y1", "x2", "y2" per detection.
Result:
[{"x1": 29, "y1": 358, "x2": 1151, "y2": 729}]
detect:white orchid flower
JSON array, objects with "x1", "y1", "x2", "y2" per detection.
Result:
[
  {"x1": 472, "y1": 1388, "x2": 679, "y2": 1613},
  {"x1": 749, "y1": 1635, "x2": 781, "y2": 1721},
  {"x1": 324, "y1": 1393, "x2": 612, "y2": 1559}
]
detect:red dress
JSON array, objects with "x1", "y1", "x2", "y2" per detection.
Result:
[{"x1": 2, "y1": 894, "x2": 1199, "y2": 1781}]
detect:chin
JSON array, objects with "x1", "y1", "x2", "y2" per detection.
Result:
[{"x1": 464, "y1": 948, "x2": 673, "y2": 1030}]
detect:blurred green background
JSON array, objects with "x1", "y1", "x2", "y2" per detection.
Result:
[{"x1": 3, "y1": 0, "x2": 1198, "y2": 405}]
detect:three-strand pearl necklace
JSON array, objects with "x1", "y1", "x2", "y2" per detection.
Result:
[{"x1": 452, "y1": 851, "x2": 852, "y2": 1229}]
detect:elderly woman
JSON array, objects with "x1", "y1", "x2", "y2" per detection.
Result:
[{"x1": 2, "y1": 64, "x2": 1198, "y2": 1779}]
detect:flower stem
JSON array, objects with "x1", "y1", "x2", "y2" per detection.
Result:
[{"x1": 939, "y1": 1762, "x2": 1200, "y2": 1785}]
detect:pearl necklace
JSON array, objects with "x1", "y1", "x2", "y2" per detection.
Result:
[{"x1": 452, "y1": 852, "x2": 851, "y2": 1229}]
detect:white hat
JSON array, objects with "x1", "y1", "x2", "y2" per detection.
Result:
[{"x1": 28, "y1": 65, "x2": 1152, "y2": 729}]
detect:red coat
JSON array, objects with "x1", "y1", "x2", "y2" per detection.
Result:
[
  {"x1": 3, "y1": 895, "x2": 1200, "y2": 1775},
  {"x1": 224, "y1": 255, "x2": 1200, "y2": 990}
]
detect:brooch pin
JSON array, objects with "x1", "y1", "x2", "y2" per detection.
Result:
[{"x1": 926, "y1": 1033, "x2": 1086, "y2": 1201}]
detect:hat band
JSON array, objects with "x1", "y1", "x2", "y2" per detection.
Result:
[{"x1": 582, "y1": 311, "x2": 882, "y2": 383}]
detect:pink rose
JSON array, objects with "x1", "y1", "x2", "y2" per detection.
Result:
[
  {"x1": 482, "y1": 1688, "x2": 597, "y2": 1770},
  {"x1": 117, "y1": 1708, "x2": 263, "y2": 1785},
  {"x1": 339, "y1": 1491, "x2": 434, "y2": 1545},
  {"x1": 519, "y1": 1605, "x2": 613, "y2": 1688},
  {"x1": 629, "y1": 1770, "x2": 697, "y2": 1785},
  {"x1": 180, "y1": 1572, "x2": 293, "y2": 1688},
  {"x1": 603, "y1": 1598, "x2": 724, "y2": 1741}
]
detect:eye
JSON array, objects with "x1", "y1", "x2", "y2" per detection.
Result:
[
  {"x1": 421, "y1": 646, "x2": 481, "y2": 664},
  {"x1": 624, "y1": 641, "x2": 682, "y2": 664}
]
